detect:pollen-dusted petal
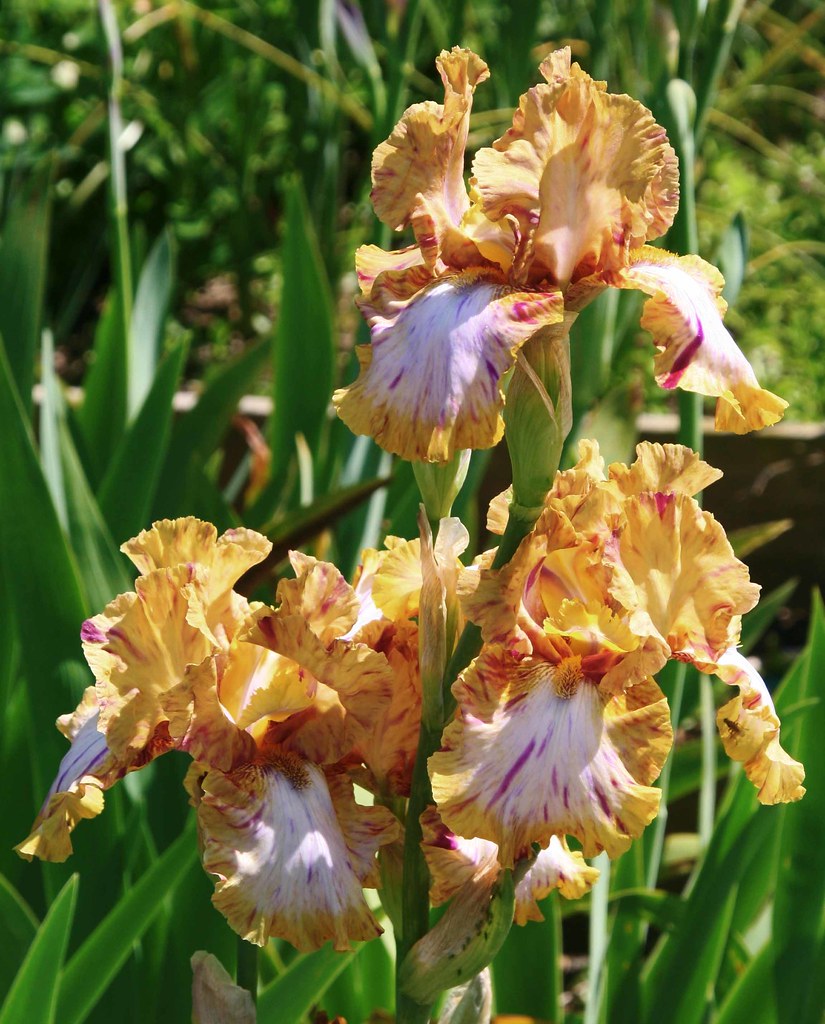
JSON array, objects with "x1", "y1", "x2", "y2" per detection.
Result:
[
  {"x1": 608, "y1": 441, "x2": 722, "y2": 498},
  {"x1": 460, "y1": 506, "x2": 579, "y2": 646},
  {"x1": 542, "y1": 600, "x2": 669, "y2": 697},
  {"x1": 472, "y1": 64, "x2": 673, "y2": 285},
  {"x1": 710, "y1": 649, "x2": 805, "y2": 804},
  {"x1": 372, "y1": 538, "x2": 422, "y2": 620},
  {"x1": 351, "y1": 620, "x2": 422, "y2": 797},
  {"x1": 420, "y1": 805, "x2": 499, "y2": 906},
  {"x1": 515, "y1": 837, "x2": 601, "y2": 922},
  {"x1": 83, "y1": 567, "x2": 218, "y2": 760},
  {"x1": 121, "y1": 519, "x2": 271, "y2": 597},
  {"x1": 605, "y1": 492, "x2": 759, "y2": 664},
  {"x1": 335, "y1": 273, "x2": 564, "y2": 462},
  {"x1": 355, "y1": 243, "x2": 425, "y2": 296},
  {"x1": 371, "y1": 47, "x2": 489, "y2": 232},
  {"x1": 162, "y1": 658, "x2": 257, "y2": 772},
  {"x1": 616, "y1": 247, "x2": 787, "y2": 433},
  {"x1": 281, "y1": 553, "x2": 361, "y2": 645},
  {"x1": 196, "y1": 756, "x2": 396, "y2": 950},
  {"x1": 244, "y1": 607, "x2": 393, "y2": 740},
  {"x1": 429, "y1": 647, "x2": 663, "y2": 863}
]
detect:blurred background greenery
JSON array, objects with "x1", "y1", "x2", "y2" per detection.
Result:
[
  {"x1": 1, "y1": 2, "x2": 824, "y2": 1023},
  {"x1": 3, "y1": 0, "x2": 825, "y2": 417}
]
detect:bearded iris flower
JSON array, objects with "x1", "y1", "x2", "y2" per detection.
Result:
[
  {"x1": 429, "y1": 442, "x2": 803, "y2": 865},
  {"x1": 334, "y1": 47, "x2": 786, "y2": 464},
  {"x1": 17, "y1": 519, "x2": 402, "y2": 951}
]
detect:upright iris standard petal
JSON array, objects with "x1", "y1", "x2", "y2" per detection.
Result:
[
  {"x1": 82, "y1": 566, "x2": 218, "y2": 761},
  {"x1": 429, "y1": 646, "x2": 671, "y2": 863},
  {"x1": 615, "y1": 247, "x2": 787, "y2": 433},
  {"x1": 472, "y1": 47, "x2": 676, "y2": 287},
  {"x1": 334, "y1": 272, "x2": 564, "y2": 462},
  {"x1": 370, "y1": 48, "x2": 488, "y2": 239},
  {"x1": 192, "y1": 755, "x2": 398, "y2": 950}
]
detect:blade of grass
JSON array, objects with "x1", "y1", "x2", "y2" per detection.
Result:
[
  {"x1": 129, "y1": 228, "x2": 174, "y2": 415},
  {"x1": 0, "y1": 169, "x2": 51, "y2": 412},
  {"x1": 256, "y1": 943, "x2": 361, "y2": 1023},
  {"x1": 98, "y1": 338, "x2": 188, "y2": 541},
  {"x1": 0, "y1": 875, "x2": 78, "y2": 1024},
  {"x1": 773, "y1": 592, "x2": 825, "y2": 1024},
  {"x1": 56, "y1": 822, "x2": 198, "y2": 1024}
]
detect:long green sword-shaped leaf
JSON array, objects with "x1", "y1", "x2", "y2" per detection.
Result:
[
  {"x1": 716, "y1": 941, "x2": 776, "y2": 1024},
  {"x1": 0, "y1": 337, "x2": 88, "y2": 773},
  {"x1": 773, "y1": 592, "x2": 825, "y2": 1024},
  {"x1": 0, "y1": 874, "x2": 78, "y2": 1024},
  {"x1": 492, "y1": 893, "x2": 562, "y2": 1019},
  {"x1": 0, "y1": 873, "x2": 40, "y2": 998},
  {"x1": 56, "y1": 822, "x2": 197, "y2": 1024},
  {"x1": 129, "y1": 228, "x2": 174, "y2": 416},
  {"x1": 76, "y1": 290, "x2": 128, "y2": 487},
  {"x1": 256, "y1": 943, "x2": 360, "y2": 1023},
  {"x1": 153, "y1": 340, "x2": 269, "y2": 520},
  {"x1": 0, "y1": 171, "x2": 51, "y2": 413},
  {"x1": 98, "y1": 338, "x2": 188, "y2": 541},
  {"x1": 268, "y1": 178, "x2": 335, "y2": 488}
]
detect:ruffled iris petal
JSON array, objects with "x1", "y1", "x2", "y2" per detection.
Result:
[
  {"x1": 615, "y1": 247, "x2": 787, "y2": 433},
  {"x1": 335, "y1": 272, "x2": 564, "y2": 462},
  {"x1": 429, "y1": 647, "x2": 670, "y2": 862},
  {"x1": 605, "y1": 491, "x2": 759, "y2": 664},
  {"x1": 83, "y1": 567, "x2": 217, "y2": 761},
  {"x1": 472, "y1": 48, "x2": 674, "y2": 286},
  {"x1": 121, "y1": 518, "x2": 271, "y2": 601},
  {"x1": 515, "y1": 837, "x2": 601, "y2": 922},
  {"x1": 193, "y1": 756, "x2": 398, "y2": 950},
  {"x1": 711, "y1": 649, "x2": 805, "y2": 804},
  {"x1": 371, "y1": 48, "x2": 488, "y2": 233}
]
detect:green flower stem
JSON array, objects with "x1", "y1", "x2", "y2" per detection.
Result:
[
  {"x1": 397, "y1": 716, "x2": 444, "y2": 1024},
  {"x1": 584, "y1": 853, "x2": 611, "y2": 1024},
  {"x1": 98, "y1": 0, "x2": 135, "y2": 415},
  {"x1": 396, "y1": 496, "x2": 546, "y2": 1022},
  {"x1": 236, "y1": 935, "x2": 258, "y2": 1006}
]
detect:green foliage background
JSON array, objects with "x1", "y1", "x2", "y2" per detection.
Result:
[{"x1": 0, "y1": 2, "x2": 823, "y2": 1022}]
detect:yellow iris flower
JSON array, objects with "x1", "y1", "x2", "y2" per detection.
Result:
[{"x1": 334, "y1": 47, "x2": 786, "y2": 464}]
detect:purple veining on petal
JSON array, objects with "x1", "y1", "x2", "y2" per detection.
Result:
[
  {"x1": 81, "y1": 620, "x2": 107, "y2": 644},
  {"x1": 489, "y1": 737, "x2": 536, "y2": 807},
  {"x1": 43, "y1": 712, "x2": 110, "y2": 810},
  {"x1": 661, "y1": 327, "x2": 703, "y2": 389},
  {"x1": 594, "y1": 787, "x2": 612, "y2": 820}
]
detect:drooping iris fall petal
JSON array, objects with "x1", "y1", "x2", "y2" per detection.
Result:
[
  {"x1": 429, "y1": 646, "x2": 671, "y2": 863},
  {"x1": 334, "y1": 272, "x2": 564, "y2": 462},
  {"x1": 614, "y1": 247, "x2": 787, "y2": 433},
  {"x1": 190, "y1": 756, "x2": 398, "y2": 950}
]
